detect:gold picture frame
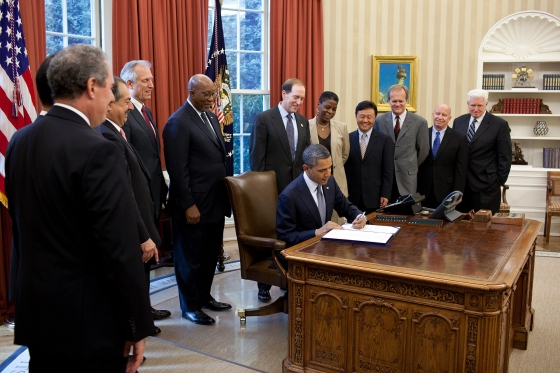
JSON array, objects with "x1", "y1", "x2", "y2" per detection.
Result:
[{"x1": 371, "y1": 55, "x2": 418, "y2": 113}]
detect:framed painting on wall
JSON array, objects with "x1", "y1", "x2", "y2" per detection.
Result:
[{"x1": 371, "y1": 55, "x2": 418, "y2": 113}]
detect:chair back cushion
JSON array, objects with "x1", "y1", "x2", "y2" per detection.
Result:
[{"x1": 225, "y1": 171, "x2": 278, "y2": 239}]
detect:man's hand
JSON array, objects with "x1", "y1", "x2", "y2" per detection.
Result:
[
  {"x1": 123, "y1": 338, "x2": 146, "y2": 373},
  {"x1": 185, "y1": 204, "x2": 200, "y2": 224},
  {"x1": 351, "y1": 215, "x2": 367, "y2": 229},
  {"x1": 140, "y1": 238, "x2": 158, "y2": 263},
  {"x1": 315, "y1": 221, "x2": 342, "y2": 237},
  {"x1": 380, "y1": 197, "x2": 389, "y2": 208}
]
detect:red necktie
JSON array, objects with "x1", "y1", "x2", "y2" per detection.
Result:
[
  {"x1": 141, "y1": 105, "x2": 157, "y2": 141},
  {"x1": 119, "y1": 128, "x2": 127, "y2": 141},
  {"x1": 394, "y1": 116, "x2": 401, "y2": 140}
]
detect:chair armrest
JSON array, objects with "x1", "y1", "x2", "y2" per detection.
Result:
[
  {"x1": 237, "y1": 234, "x2": 286, "y2": 251},
  {"x1": 238, "y1": 234, "x2": 288, "y2": 279}
]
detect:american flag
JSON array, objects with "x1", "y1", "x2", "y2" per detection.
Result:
[
  {"x1": 0, "y1": 0, "x2": 37, "y2": 207},
  {"x1": 205, "y1": 0, "x2": 233, "y2": 176}
]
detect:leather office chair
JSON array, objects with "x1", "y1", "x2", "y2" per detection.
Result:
[
  {"x1": 545, "y1": 171, "x2": 560, "y2": 243},
  {"x1": 224, "y1": 171, "x2": 288, "y2": 323},
  {"x1": 499, "y1": 184, "x2": 510, "y2": 213}
]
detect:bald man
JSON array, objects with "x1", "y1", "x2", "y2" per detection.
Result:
[
  {"x1": 163, "y1": 74, "x2": 232, "y2": 325},
  {"x1": 417, "y1": 104, "x2": 469, "y2": 208}
]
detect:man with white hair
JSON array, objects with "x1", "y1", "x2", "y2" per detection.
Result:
[{"x1": 453, "y1": 89, "x2": 511, "y2": 214}]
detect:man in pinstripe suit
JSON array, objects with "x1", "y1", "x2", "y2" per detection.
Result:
[
  {"x1": 99, "y1": 77, "x2": 169, "y2": 336},
  {"x1": 453, "y1": 89, "x2": 511, "y2": 214}
]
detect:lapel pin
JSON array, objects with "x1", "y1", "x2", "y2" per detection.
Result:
[
  {"x1": 300, "y1": 123, "x2": 303, "y2": 127},
  {"x1": 326, "y1": 186, "x2": 329, "y2": 190}
]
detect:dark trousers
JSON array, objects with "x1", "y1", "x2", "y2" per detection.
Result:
[
  {"x1": 422, "y1": 187, "x2": 440, "y2": 209},
  {"x1": 390, "y1": 174, "x2": 401, "y2": 203},
  {"x1": 459, "y1": 182, "x2": 501, "y2": 214},
  {"x1": 172, "y1": 214, "x2": 224, "y2": 312},
  {"x1": 29, "y1": 348, "x2": 127, "y2": 373}
]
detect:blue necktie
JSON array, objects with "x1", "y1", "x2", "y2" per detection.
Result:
[
  {"x1": 432, "y1": 131, "x2": 440, "y2": 157},
  {"x1": 467, "y1": 119, "x2": 477, "y2": 143}
]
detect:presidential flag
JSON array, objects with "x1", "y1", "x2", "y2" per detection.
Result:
[
  {"x1": 0, "y1": 0, "x2": 37, "y2": 207},
  {"x1": 205, "y1": 0, "x2": 233, "y2": 176}
]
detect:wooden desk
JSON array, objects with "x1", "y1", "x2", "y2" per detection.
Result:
[{"x1": 282, "y1": 216, "x2": 540, "y2": 373}]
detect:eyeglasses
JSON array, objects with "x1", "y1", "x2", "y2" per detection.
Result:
[{"x1": 202, "y1": 91, "x2": 218, "y2": 99}]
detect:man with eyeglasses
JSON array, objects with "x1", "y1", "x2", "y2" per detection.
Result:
[{"x1": 163, "y1": 74, "x2": 232, "y2": 325}]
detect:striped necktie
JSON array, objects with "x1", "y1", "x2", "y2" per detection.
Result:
[
  {"x1": 467, "y1": 119, "x2": 477, "y2": 143},
  {"x1": 360, "y1": 133, "x2": 367, "y2": 159}
]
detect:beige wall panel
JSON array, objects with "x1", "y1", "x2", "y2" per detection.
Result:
[{"x1": 322, "y1": 0, "x2": 560, "y2": 131}]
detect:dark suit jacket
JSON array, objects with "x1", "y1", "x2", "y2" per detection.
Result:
[
  {"x1": 5, "y1": 106, "x2": 153, "y2": 357},
  {"x1": 453, "y1": 111, "x2": 511, "y2": 192},
  {"x1": 250, "y1": 105, "x2": 311, "y2": 194},
  {"x1": 277, "y1": 173, "x2": 361, "y2": 248},
  {"x1": 163, "y1": 101, "x2": 231, "y2": 224},
  {"x1": 418, "y1": 126, "x2": 469, "y2": 205},
  {"x1": 99, "y1": 121, "x2": 161, "y2": 248},
  {"x1": 123, "y1": 104, "x2": 168, "y2": 218},
  {"x1": 373, "y1": 111, "x2": 429, "y2": 195},
  {"x1": 345, "y1": 130, "x2": 394, "y2": 211}
]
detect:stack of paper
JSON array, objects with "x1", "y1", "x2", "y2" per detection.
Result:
[{"x1": 322, "y1": 224, "x2": 400, "y2": 245}]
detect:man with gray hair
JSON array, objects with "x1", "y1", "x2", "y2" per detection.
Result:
[
  {"x1": 453, "y1": 89, "x2": 511, "y2": 214},
  {"x1": 5, "y1": 44, "x2": 153, "y2": 372},
  {"x1": 120, "y1": 60, "x2": 170, "y2": 321},
  {"x1": 276, "y1": 144, "x2": 366, "y2": 265}
]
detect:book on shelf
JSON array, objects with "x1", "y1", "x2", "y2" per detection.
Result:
[
  {"x1": 500, "y1": 98, "x2": 542, "y2": 114},
  {"x1": 482, "y1": 74, "x2": 504, "y2": 90},
  {"x1": 543, "y1": 148, "x2": 560, "y2": 169},
  {"x1": 543, "y1": 74, "x2": 560, "y2": 90},
  {"x1": 491, "y1": 213, "x2": 525, "y2": 225}
]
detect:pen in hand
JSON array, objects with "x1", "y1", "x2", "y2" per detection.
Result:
[{"x1": 352, "y1": 211, "x2": 367, "y2": 229}]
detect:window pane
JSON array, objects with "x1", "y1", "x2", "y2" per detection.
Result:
[
  {"x1": 222, "y1": 0, "x2": 238, "y2": 8},
  {"x1": 232, "y1": 94, "x2": 241, "y2": 134},
  {"x1": 222, "y1": 10, "x2": 238, "y2": 51},
  {"x1": 242, "y1": 135, "x2": 251, "y2": 172},
  {"x1": 45, "y1": 0, "x2": 63, "y2": 33},
  {"x1": 207, "y1": 8, "x2": 213, "y2": 47},
  {"x1": 226, "y1": 51, "x2": 238, "y2": 89},
  {"x1": 240, "y1": 12, "x2": 261, "y2": 51},
  {"x1": 233, "y1": 136, "x2": 241, "y2": 175},
  {"x1": 241, "y1": 0, "x2": 262, "y2": 10},
  {"x1": 67, "y1": 0, "x2": 92, "y2": 36},
  {"x1": 68, "y1": 37, "x2": 92, "y2": 46},
  {"x1": 240, "y1": 53, "x2": 261, "y2": 89},
  {"x1": 46, "y1": 34, "x2": 64, "y2": 55},
  {"x1": 242, "y1": 94, "x2": 265, "y2": 134}
]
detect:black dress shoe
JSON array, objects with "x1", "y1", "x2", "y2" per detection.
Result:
[
  {"x1": 258, "y1": 290, "x2": 271, "y2": 302},
  {"x1": 150, "y1": 325, "x2": 161, "y2": 336},
  {"x1": 151, "y1": 307, "x2": 171, "y2": 320},
  {"x1": 203, "y1": 299, "x2": 232, "y2": 311},
  {"x1": 182, "y1": 310, "x2": 215, "y2": 325}
]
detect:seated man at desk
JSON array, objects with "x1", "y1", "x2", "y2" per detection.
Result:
[{"x1": 277, "y1": 144, "x2": 367, "y2": 258}]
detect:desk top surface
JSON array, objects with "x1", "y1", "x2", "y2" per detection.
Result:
[{"x1": 284, "y1": 215, "x2": 541, "y2": 288}]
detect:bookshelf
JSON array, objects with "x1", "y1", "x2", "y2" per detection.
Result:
[{"x1": 477, "y1": 11, "x2": 560, "y2": 234}]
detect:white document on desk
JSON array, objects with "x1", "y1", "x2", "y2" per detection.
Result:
[
  {"x1": 340, "y1": 223, "x2": 400, "y2": 234},
  {"x1": 322, "y1": 224, "x2": 399, "y2": 245}
]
